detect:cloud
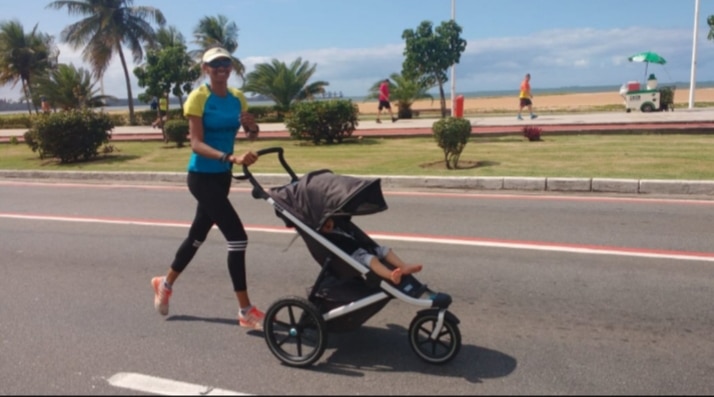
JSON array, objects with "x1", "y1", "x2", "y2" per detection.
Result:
[{"x1": 2, "y1": 26, "x2": 711, "y2": 102}]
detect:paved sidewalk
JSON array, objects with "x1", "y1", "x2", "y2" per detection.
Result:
[{"x1": 2, "y1": 108, "x2": 714, "y2": 141}]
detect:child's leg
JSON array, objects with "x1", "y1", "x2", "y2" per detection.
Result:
[
  {"x1": 369, "y1": 258, "x2": 398, "y2": 283},
  {"x1": 369, "y1": 258, "x2": 419, "y2": 285},
  {"x1": 383, "y1": 249, "x2": 422, "y2": 276}
]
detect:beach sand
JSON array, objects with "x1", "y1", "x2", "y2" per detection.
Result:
[{"x1": 354, "y1": 87, "x2": 714, "y2": 115}]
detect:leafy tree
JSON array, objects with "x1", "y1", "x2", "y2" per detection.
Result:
[
  {"x1": 365, "y1": 72, "x2": 434, "y2": 119},
  {"x1": 192, "y1": 14, "x2": 243, "y2": 79},
  {"x1": 0, "y1": 20, "x2": 58, "y2": 114},
  {"x1": 134, "y1": 26, "x2": 199, "y2": 118},
  {"x1": 47, "y1": 0, "x2": 166, "y2": 125},
  {"x1": 243, "y1": 58, "x2": 328, "y2": 117},
  {"x1": 402, "y1": 20, "x2": 466, "y2": 118},
  {"x1": 33, "y1": 63, "x2": 116, "y2": 110}
]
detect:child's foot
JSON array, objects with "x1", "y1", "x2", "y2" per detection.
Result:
[
  {"x1": 517, "y1": 115, "x2": 523, "y2": 120},
  {"x1": 376, "y1": 119, "x2": 382, "y2": 124},
  {"x1": 402, "y1": 264, "x2": 423, "y2": 276},
  {"x1": 392, "y1": 117, "x2": 398, "y2": 123},
  {"x1": 390, "y1": 268, "x2": 403, "y2": 285},
  {"x1": 530, "y1": 114, "x2": 538, "y2": 119}
]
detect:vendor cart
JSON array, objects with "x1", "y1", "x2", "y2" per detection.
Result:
[{"x1": 619, "y1": 77, "x2": 675, "y2": 113}]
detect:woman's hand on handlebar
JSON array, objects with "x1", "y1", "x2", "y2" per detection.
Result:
[{"x1": 231, "y1": 150, "x2": 258, "y2": 166}]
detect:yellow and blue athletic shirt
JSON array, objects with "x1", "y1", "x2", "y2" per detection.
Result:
[{"x1": 183, "y1": 84, "x2": 248, "y2": 173}]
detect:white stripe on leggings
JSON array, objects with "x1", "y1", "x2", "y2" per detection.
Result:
[{"x1": 227, "y1": 240, "x2": 247, "y2": 251}]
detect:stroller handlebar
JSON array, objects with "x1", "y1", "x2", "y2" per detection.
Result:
[{"x1": 233, "y1": 146, "x2": 299, "y2": 199}]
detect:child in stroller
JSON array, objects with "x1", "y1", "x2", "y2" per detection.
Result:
[
  {"x1": 319, "y1": 216, "x2": 423, "y2": 285},
  {"x1": 235, "y1": 147, "x2": 461, "y2": 367}
]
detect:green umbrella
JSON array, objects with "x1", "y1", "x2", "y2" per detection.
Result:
[{"x1": 628, "y1": 51, "x2": 667, "y2": 82}]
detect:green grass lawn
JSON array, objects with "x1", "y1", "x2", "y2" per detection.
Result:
[{"x1": 2, "y1": 133, "x2": 714, "y2": 180}]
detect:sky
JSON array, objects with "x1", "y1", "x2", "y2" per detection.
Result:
[{"x1": 1, "y1": 0, "x2": 713, "y2": 101}]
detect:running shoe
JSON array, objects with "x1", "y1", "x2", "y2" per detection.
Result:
[
  {"x1": 376, "y1": 119, "x2": 382, "y2": 124},
  {"x1": 238, "y1": 306, "x2": 265, "y2": 331},
  {"x1": 531, "y1": 114, "x2": 538, "y2": 119},
  {"x1": 517, "y1": 115, "x2": 523, "y2": 120},
  {"x1": 151, "y1": 276, "x2": 172, "y2": 316}
]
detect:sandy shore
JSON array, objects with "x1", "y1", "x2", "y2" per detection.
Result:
[{"x1": 355, "y1": 87, "x2": 714, "y2": 115}]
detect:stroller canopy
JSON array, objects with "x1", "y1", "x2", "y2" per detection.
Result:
[{"x1": 269, "y1": 169, "x2": 388, "y2": 230}]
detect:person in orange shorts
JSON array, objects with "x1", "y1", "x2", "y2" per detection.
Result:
[{"x1": 517, "y1": 73, "x2": 537, "y2": 120}]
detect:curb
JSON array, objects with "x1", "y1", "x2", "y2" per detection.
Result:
[{"x1": 1, "y1": 170, "x2": 713, "y2": 196}]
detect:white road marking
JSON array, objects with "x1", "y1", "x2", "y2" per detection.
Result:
[
  {"x1": 2, "y1": 212, "x2": 713, "y2": 263},
  {"x1": 107, "y1": 372, "x2": 249, "y2": 395}
]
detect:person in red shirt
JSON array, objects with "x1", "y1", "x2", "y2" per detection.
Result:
[{"x1": 376, "y1": 79, "x2": 397, "y2": 123}]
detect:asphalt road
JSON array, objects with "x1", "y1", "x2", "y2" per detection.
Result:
[{"x1": 1, "y1": 179, "x2": 713, "y2": 395}]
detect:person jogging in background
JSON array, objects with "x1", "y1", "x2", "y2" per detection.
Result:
[
  {"x1": 376, "y1": 78, "x2": 397, "y2": 123},
  {"x1": 151, "y1": 46, "x2": 265, "y2": 331},
  {"x1": 517, "y1": 73, "x2": 537, "y2": 120},
  {"x1": 41, "y1": 96, "x2": 51, "y2": 113},
  {"x1": 152, "y1": 96, "x2": 168, "y2": 128}
]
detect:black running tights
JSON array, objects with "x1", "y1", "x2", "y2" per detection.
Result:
[{"x1": 170, "y1": 171, "x2": 249, "y2": 291}]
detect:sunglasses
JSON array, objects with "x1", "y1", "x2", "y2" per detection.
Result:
[{"x1": 207, "y1": 58, "x2": 232, "y2": 68}]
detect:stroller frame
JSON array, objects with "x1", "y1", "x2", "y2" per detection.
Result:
[{"x1": 236, "y1": 147, "x2": 461, "y2": 367}]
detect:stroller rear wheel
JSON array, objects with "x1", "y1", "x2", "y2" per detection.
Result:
[
  {"x1": 408, "y1": 309, "x2": 461, "y2": 364},
  {"x1": 264, "y1": 296, "x2": 327, "y2": 368}
]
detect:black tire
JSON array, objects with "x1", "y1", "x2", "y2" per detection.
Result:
[
  {"x1": 264, "y1": 296, "x2": 327, "y2": 368},
  {"x1": 626, "y1": 108, "x2": 631, "y2": 113},
  {"x1": 641, "y1": 103, "x2": 655, "y2": 112},
  {"x1": 408, "y1": 311, "x2": 461, "y2": 364}
]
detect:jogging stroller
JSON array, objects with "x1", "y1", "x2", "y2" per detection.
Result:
[{"x1": 236, "y1": 147, "x2": 461, "y2": 368}]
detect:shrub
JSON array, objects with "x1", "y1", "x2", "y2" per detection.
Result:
[
  {"x1": 285, "y1": 99, "x2": 359, "y2": 144},
  {"x1": 163, "y1": 119, "x2": 189, "y2": 147},
  {"x1": 24, "y1": 109, "x2": 114, "y2": 163},
  {"x1": 0, "y1": 113, "x2": 33, "y2": 129},
  {"x1": 107, "y1": 112, "x2": 129, "y2": 126},
  {"x1": 432, "y1": 117, "x2": 472, "y2": 169},
  {"x1": 522, "y1": 126, "x2": 542, "y2": 141}
]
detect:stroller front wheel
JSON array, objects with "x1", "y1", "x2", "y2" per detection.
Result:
[
  {"x1": 264, "y1": 296, "x2": 327, "y2": 368},
  {"x1": 408, "y1": 309, "x2": 461, "y2": 364}
]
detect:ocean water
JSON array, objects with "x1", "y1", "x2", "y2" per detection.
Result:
[{"x1": 3, "y1": 81, "x2": 712, "y2": 115}]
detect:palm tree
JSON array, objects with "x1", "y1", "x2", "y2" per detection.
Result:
[
  {"x1": 0, "y1": 20, "x2": 58, "y2": 114},
  {"x1": 243, "y1": 58, "x2": 328, "y2": 116},
  {"x1": 34, "y1": 63, "x2": 115, "y2": 110},
  {"x1": 154, "y1": 25, "x2": 185, "y2": 49},
  {"x1": 365, "y1": 72, "x2": 434, "y2": 119},
  {"x1": 191, "y1": 14, "x2": 244, "y2": 79},
  {"x1": 46, "y1": 0, "x2": 166, "y2": 124}
]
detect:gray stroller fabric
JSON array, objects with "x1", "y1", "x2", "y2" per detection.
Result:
[{"x1": 268, "y1": 169, "x2": 388, "y2": 230}]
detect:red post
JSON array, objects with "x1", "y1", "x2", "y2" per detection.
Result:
[{"x1": 455, "y1": 95, "x2": 465, "y2": 118}]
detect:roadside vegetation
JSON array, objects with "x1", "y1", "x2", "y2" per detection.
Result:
[{"x1": 2, "y1": 133, "x2": 713, "y2": 180}]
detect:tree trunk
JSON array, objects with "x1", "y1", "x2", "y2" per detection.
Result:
[
  {"x1": 117, "y1": 47, "x2": 136, "y2": 125},
  {"x1": 21, "y1": 79, "x2": 34, "y2": 115},
  {"x1": 438, "y1": 80, "x2": 447, "y2": 118}
]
